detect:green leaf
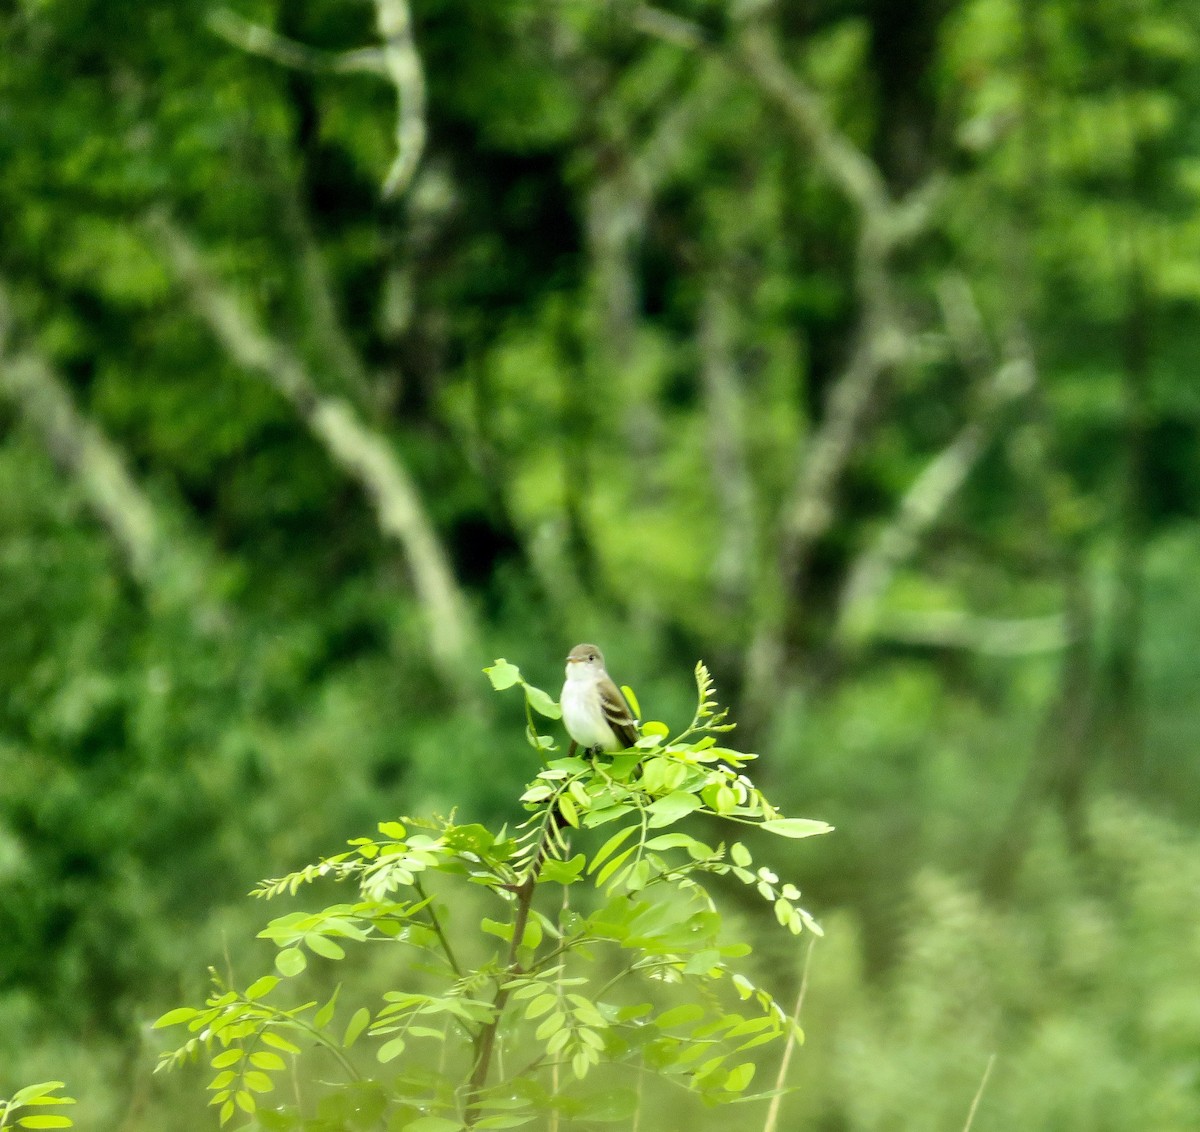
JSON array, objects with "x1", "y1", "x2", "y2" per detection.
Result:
[
  {"x1": 730, "y1": 842, "x2": 752, "y2": 867},
  {"x1": 153, "y1": 1007, "x2": 198, "y2": 1029},
  {"x1": 621, "y1": 685, "x2": 641, "y2": 718},
  {"x1": 378, "y1": 1036, "x2": 407, "y2": 1063},
  {"x1": 557, "y1": 794, "x2": 579, "y2": 828},
  {"x1": 243, "y1": 1072, "x2": 274, "y2": 1094},
  {"x1": 760, "y1": 818, "x2": 834, "y2": 838},
  {"x1": 524, "y1": 994, "x2": 558, "y2": 1020},
  {"x1": 724, "y1": 1062, "x2": 756, "y2": 1092},
  {"x1": 524, "y1": 683, "x2": 562, "y2": 719},
  {"x1": 646, "y1": 791, "x2": 703, "y2": 828},
  {"x1": 16, "y1": 1118, "x2": 73, "y2": 1129},
  {"x1": 275, "y1": 947, "x2": 307, "y2": 977},
  {"x1": 379, "y1": 821, "x2": 407, "y2": 839},
  {"x1": 481, "y1": 917, "x2": 514, "y2": 942},
  {"x1": 244, "y1": 975, "x2": 280, "y2": 1001},
  {"x1": 8, "y1": 1085, "x2": 70, "y2": 1109},
  {"x1": 581, "y1": 803, "x2": 633, "y2": 827},
  {"x1": 540, "y1": 854, "x2": 585, "y2": 885},
  {"x1": 655, "y1": 1003, "x2": 706, "y2": 1030},
  {"x1": 588, "y1": 825, "x2": 638, "y2": 874},
  {"x1": 644, "y1": 833, "x2": 705, "y2": 853},
  {"x1": 305, "y1": 933, "x2": 347, "y2": 961},
  {"x1": 344, "y1": 1007, "x2": 371, "y2": 1048},
  {"x1": 535, "y1": 1011, "x2": 565, "y2": 1041},
  {"x1": 595, "y1": 844, "x2": 637, "y2": 888},
  {"x1": 484, "y1": 660, "x2": 522, "y2": 690},
  {"x1": 261, "y1": 1031, "x2": 302, "y2": 1055},
  {"x1": 314, "y1": 986, "x2": 341, "y2": 1030},
  {"x1": 210, "y1": 1049, "x2": 243, "y2": 1069},
  {"x1": 250, "y1": 1051, "x2": 287, "y2": 1072}
]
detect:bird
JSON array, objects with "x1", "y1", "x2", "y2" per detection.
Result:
[{"x1": 560, "y1": 643, "x2": 640, "y2": 753}]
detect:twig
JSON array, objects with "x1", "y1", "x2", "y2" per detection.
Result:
[
  {"x1": 761, "y1": 937, "x2": 814, "y2": 1132},
  {"x1": 627, "y1": 3, "x2": 711, "y2": 51},
  {"x1": 374, "y1": 0, "x2": 427, "y2": 198},
  {"x1": 464, "y1": 876, "x2": 538, "y2": 1126},
  {"x1": 149, "y1": 213, "x2": 478, "y2": 684},
  {"x1": 209, "y1": 9, "x2": 387, "y2": 75},
  {"x1": 413, "y1": 878, "x2": 463, "y2": 978},
  {"x1": 209, "y1": 3, "x2": 427, "y2": 199},
  {"x1": 836, "y1": 277, "x2": 1035, "y2": 643},
  {"x1": 0, "y1": 283, "x2": 159, "y2": 584},
  {"x1": 961, "y1": 1053, "x2": 996, "y2": 1132}
]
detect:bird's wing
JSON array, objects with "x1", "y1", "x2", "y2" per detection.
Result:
[{"x1": 599, "y1": 676, "x2": 640, "y2": 749}]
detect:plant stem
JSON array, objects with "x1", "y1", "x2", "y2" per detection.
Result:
[
  {"x1": 762, "y1": 938, "x2": 814, "y2": 1132},
  {"x1": 414, "y1": 878, "x2": 464, "y2": 976},
  {"x1": 961, "y1": 1053, "x2": 997, "y2": 1132},
  {"x1": 464, "y1": 873, "x2": 538, "y2": 1126}
]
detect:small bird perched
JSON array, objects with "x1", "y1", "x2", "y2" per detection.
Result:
[{"x1": 560, "y1": 643, "x2": 639, "y2": 752}]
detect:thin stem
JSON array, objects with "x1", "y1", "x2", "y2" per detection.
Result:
[
  {"x1": 275, "y1": 1015, "x2": 363, "y2": 1085},
  {"x1": 762, "y1": 938, "x2": 815, "y2": 1132},
  {"x1": 413, "y1": 878, "x2": 464, "y2": 977},
  {"x1": 464, "y1": 875, "x2": 538, "y2": 1126},
  {"x1": 961, "y1": 1054, "x2": 997, "y2": 1132}
]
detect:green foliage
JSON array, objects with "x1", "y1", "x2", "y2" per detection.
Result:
[
  {"x1": 154, "y1": 663, "x2": 829, "y2": 1128},
  {"x1": 2, "y1": 0, "x2": 1200, "y2": 1127},
  {"x1": 783, "y1": 796, "x2": 1200, "y2": 1132},
  {"x1": 0, "y1": 1083, "x2": 75, "y2": 1131}
]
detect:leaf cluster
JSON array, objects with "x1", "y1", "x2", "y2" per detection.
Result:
[
  {"x1": 154, "y1": 661, "x2": 831, "y2": 1129},
  {"x1": 0, "y1": 1083, "x2": 75, "y2": 1131}
]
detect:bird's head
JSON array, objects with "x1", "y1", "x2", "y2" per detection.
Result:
[{"x1": 565, "y1": 643, "x2": 605, "y2": 676}]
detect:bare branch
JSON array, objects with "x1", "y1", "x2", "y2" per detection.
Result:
[
  {"x1": 149, "y1": 214, "x2": 478, "y2": 684},
  {"x1": 736, "y1": 25, "x2": 890, "y2": 217},
  {"x1": 698, "y1": 277, "x2": 756, "y2": 610},
  {"x1": 0, "y1": 283, "x2": 159, "y2": 583},
  {"x1": 627, "y1": 3, "x2": 711, "y2": 51},
  {"x1": 836, "y1": 277, "x2": 1034, "y2": 642},
  {"x1": 763, "y1": 938, "x2": 815, "y2": 1132},
  {"x1": 209, "y1": 9, "x2": 387, "y2": 76},
  {"x1": 374, "y1": 0, "x2": 427, "y2": 199},
  {"x1": 209, "y1": 3, "x2": 427, "y2": 199}
]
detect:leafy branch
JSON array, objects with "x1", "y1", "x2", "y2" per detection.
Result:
[
  {"x1": 0, "y1": 1083, "x2": 75, "y2": 1131},
  {"x1": 154, "y1": 656, "x2": 832, "y2": 1129}
]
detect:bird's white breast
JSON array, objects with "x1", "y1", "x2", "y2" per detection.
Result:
[{"x1": 560, "y1": 669, "x2": 618, "y2": 750}]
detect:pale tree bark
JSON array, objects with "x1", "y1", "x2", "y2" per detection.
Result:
[
  {"x1": 374, "y1": 0, "x2": 427, "y2": 199},
  {"x1": 698, "y1": 277, "x2": 756, "y2": 616},
  {"x1": 209, "y1": 0, "x2": 427, "y2": 201},
  {"x1": 836, "y1": 275, "x2": 1035, "y2": 645},
  {"x1": 0, "y1": 283, "x2": 159, "y2": 584},
  {"x1": 732, "y1": 15, "x2": 940, "y2": 721},
  {"x1": 150, "y1": 215, "x2": 478, "y2": 687},
  {"x1": 0, "y1": 280, "x2": 228, "y2": 632},
  {"x1": 630, "y1": 5, "x2": 943, "y2": 722}
]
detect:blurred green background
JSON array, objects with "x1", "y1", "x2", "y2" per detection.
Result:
[{"x1": 2, "y1": 0, "x2": 1199, "y2": 1127}]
